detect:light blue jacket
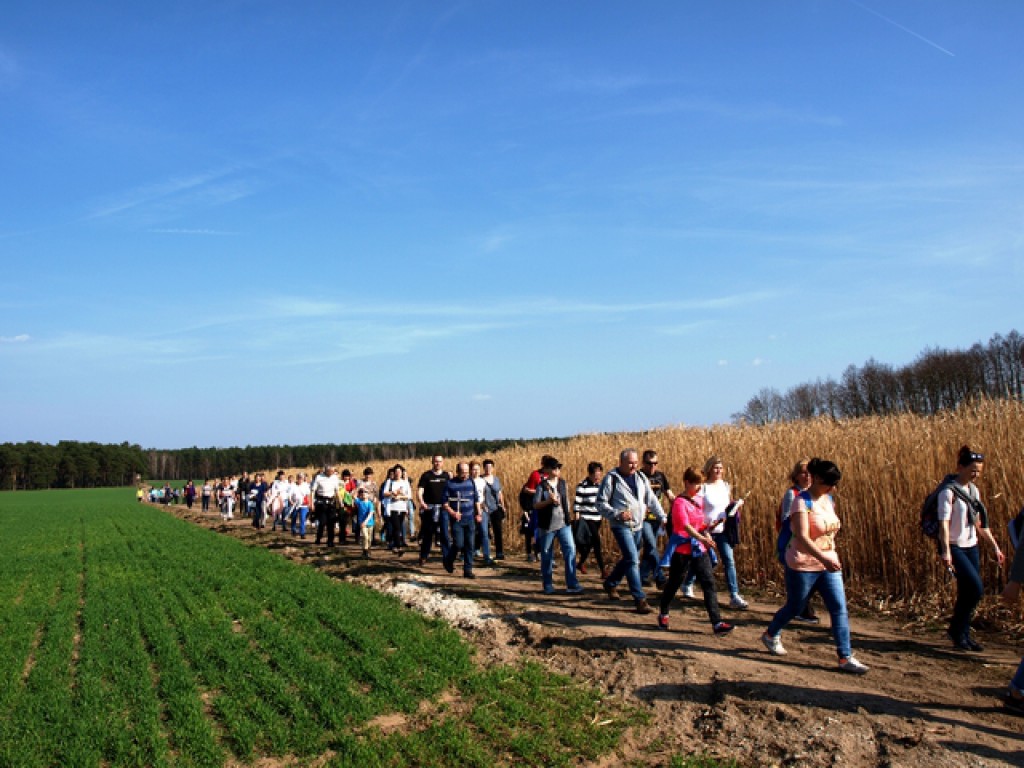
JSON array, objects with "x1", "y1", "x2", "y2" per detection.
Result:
[{"x1": 597, "y1": 469, "x2": 665, "y2": 532}]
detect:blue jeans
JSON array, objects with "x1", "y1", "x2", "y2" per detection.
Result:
[
  {"x1": 290, "y1": 505, "x2": 309, "y2": 536},
  {"x1": 768, "y1": 567, "x2": 852, "y2": 659},
  {"x1": 949, "y1": 545, "x2": 983, "y2": 641},
  {"x1": 605, "y1": 526, "x2": 645, "y2": 601},
  {"x1": 538, "y1": 525, "x2": 580, "y2": 592},
  {"x1": 638, "y1": 520, "x2": 663, "y2": 583},
  {"x1": 444, "y1": 519, "x2": 475, "y2": 574},
  {"x1": 477, "y1": 508, "x2": 491, "y2": 559}
]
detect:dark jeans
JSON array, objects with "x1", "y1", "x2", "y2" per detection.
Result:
[
  {"x1": 201, "y1": 495, "x2": 210, "y2": 511},
  {"x1": 639, "y1": 520, "x2": 663, "y2": 583},
  {"x1": 489, "y1": 507, "x2": 505, "y2": 556},
  {"x1": 444, "y1": 519, "x2": 475, "y2": 574},
  {"x1": 660, "y1": 551, "x2": 722, "y2": 625},
  {"x1": 418, "y1": 506, "x2": 451, "y2": 561},
  {"x1": 949, "y1": 544, "x2": 983, "y2": 641},
  {"x1": 574, "y1": 518, "x2": 607, "y2": 573}
]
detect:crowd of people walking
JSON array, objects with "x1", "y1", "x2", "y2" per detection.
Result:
[{"x1": 149, "y1": 442, "x2": 1024, "y2": 710}]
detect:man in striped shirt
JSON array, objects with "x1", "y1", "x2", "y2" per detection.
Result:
[{"x1": 573, "y1": 462, "x2": 608, "y2": 577}]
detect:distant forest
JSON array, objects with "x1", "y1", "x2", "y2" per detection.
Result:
[
  {"x1": 732, "y1": 330, "x2": 1023, "y2": 425},
  {"x1": 3, "y1": 331, "x2": 1021, "y2": 491},
  {"x1": 0, "y1": 437, "x2": 571, "y2": 491}
]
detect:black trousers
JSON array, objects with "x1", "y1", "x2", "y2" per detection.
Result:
[
  {"x1": 314, "y1": 499, "x2": 339, "y2": 545},
  {"x1": 660, "y1": 551, "x2": 722, "y2": 626},
  {"x1": 574, "y1": 518, "x2": 606, "y2": 572}
]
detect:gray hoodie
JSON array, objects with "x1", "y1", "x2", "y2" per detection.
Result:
[{"x1": 596, "y1": 468, "x2": 665, "y2": 532}]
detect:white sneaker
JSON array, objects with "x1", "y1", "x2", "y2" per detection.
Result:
[
  {"x1": 681, "y1": 585, "x2": 695, "y2": 599},
  {"x1": 761, "y1": 632, "x2": 786, "y2": 656},
  {"x1": 838, "y1": 656, "x2": 869, "y2": 675},
  {"x1": 730, "y1": 595, "x2": 749, "y2": 610}
]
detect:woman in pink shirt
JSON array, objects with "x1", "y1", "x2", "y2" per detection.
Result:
[{"x1": 657, "y1": 467, "x2": 733, "y2": 635}]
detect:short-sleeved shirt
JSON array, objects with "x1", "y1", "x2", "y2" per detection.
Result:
[
  {"x1": 418, "y1": 470, "x2": 451, "y2": 506},
  {"x1": 482, "y1": 475, "x2": 503, "y2": 512},
  {"x1": 785, "y1": 493, "x2": 841, "y2": 572},
  {"x1": 668, "y1": 495, "x2": 705, "y2": 556},
  {"x1": 938, "y1": 482, "x2": 980, "y2": 548},
  {"x1": 641, "y1": 470, "x2": 672, "y2": 521}
]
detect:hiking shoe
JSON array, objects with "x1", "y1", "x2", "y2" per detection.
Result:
[
  {"x1": 543, "y1": 585, "x2": 555, "y2": 595},
  {"x1": 681, "y1": 585, "x2": 695, "y2": 599},
  {"x1": 713, "y1": 622, "x2": 734, "y2": 636},
  {"x1": 793, "y1": 613, "x2": 820, "y2": 625},
  {"x1": 761, "y1": 632, "x2": 786, "y2": 656},
  {"x1": 838, "y1": 656, "x2": 869, "y2": 675},
  {"x1": 729, "y1": 595, "x2": 749, "y2": 610},
  {"x1": 495, "y1": 552, "x2": 504, "y2": 560},
  {"x1": 566, "y1": 585, "x2": 584, "y2": 594},
  {"x1": 603, "y1": 583, "x2": 621, "y2": 601},
  {"x1": 635, "y1": 599, "x2": 653, "y2": 615},
  {"x1": 657, "y1": 613, "x2": 670, "y2": 630},
  {"x1": 464, "y1": 571, "x2": 475, "y2": 579},
  {"x1": 948, "y1": 631, "x2": 984, "y2": 652},
  {"x1": 655, "y1": 577, "x2": 667, "y2": 591}
]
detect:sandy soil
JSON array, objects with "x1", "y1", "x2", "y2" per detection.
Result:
[{"x1": 166, "y1": 504, "x2": 1023, "y2": 768}]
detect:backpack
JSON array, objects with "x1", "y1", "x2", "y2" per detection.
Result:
[
  {"x1": 921, "y1": 474, "x2": 987, "y2": 538},
  {"x1": 776, "y1": 490, "x2": 812, "y2": 563}
]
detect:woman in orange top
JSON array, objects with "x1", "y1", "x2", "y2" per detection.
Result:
[{"x1": 761, "y1": 458, "x2": 868, "y2": 674}]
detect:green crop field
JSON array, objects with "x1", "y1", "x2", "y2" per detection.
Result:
[{"x1": 0, "y1": 489, "x2": 627, "y2": 767}]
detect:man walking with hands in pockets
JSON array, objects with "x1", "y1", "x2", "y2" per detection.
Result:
[{"x1": 599, "y1": 448, "x2": 667, "y2": 614}]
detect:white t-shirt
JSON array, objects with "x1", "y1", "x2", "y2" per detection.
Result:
[
  {"x1": 384, "y1": 478, "x2": 412, "y2": 515},
  {"x1": 702, "y1": 480, "x2": 732, "y2": 534},
  {"x1": 290, "y1": 481, "x2": 311, "y2": 506},
  {"x1": 938, "y1": 483, "x2": 980, "y2": 548},
  {"x1": 311, "y1": 474, "x2": 341, "y2": 499},
  {"x1": 472, "y1": 477, "x2": 487, "y2": 511}
]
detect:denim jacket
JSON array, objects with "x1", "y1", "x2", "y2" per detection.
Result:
[{"x1": 597, "y1": 469, "x2": 665, "y2": 532}]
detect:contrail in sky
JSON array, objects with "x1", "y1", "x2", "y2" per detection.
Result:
[{"x1": 847, "y1": 0, "x2": 955, "y2": 57}]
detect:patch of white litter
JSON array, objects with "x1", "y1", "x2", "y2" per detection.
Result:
[{"x1": 385, "y1": 579, "x2": 493, "y2": 630}]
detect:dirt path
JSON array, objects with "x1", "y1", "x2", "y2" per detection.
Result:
[{"x1": 167, "y1": 504, "x2": 1023, "y2": 767}]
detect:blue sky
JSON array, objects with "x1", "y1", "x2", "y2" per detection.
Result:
[{"x1": 2, "y1": 1, "x2": 1022, "y2": 449}]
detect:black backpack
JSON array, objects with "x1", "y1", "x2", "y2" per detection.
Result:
[{"x1": 921, "y1": 474, "x2": 987, "y2": 538}]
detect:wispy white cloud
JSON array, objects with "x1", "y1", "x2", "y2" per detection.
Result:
[
  {"x1": 0, "y1": 334, "x2": 30, "y2": 343},
  {"x1": 752, "y1": 358, "x2": 765, "y2": 367},
  {"x1": 472, "y1": 393, "x2": 493, "y2": 401},
  {"x1": 84, "y1": 168, "x2": 256, "y2": 221},
  {"x1": 481, "y1": 232, "x2": 512, "y2": 253},
  {"x1": 264, "y1": 292, "x2": 775, "y2": 322}
]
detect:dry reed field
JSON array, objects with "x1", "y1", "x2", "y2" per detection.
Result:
[{"x1": 288, "y1": 399, "x2": 1023, "y2": 607}]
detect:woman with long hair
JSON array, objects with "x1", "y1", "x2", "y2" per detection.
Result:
[{"x1": 761, "y1": 458, "x2": 869, "y2": 674}]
